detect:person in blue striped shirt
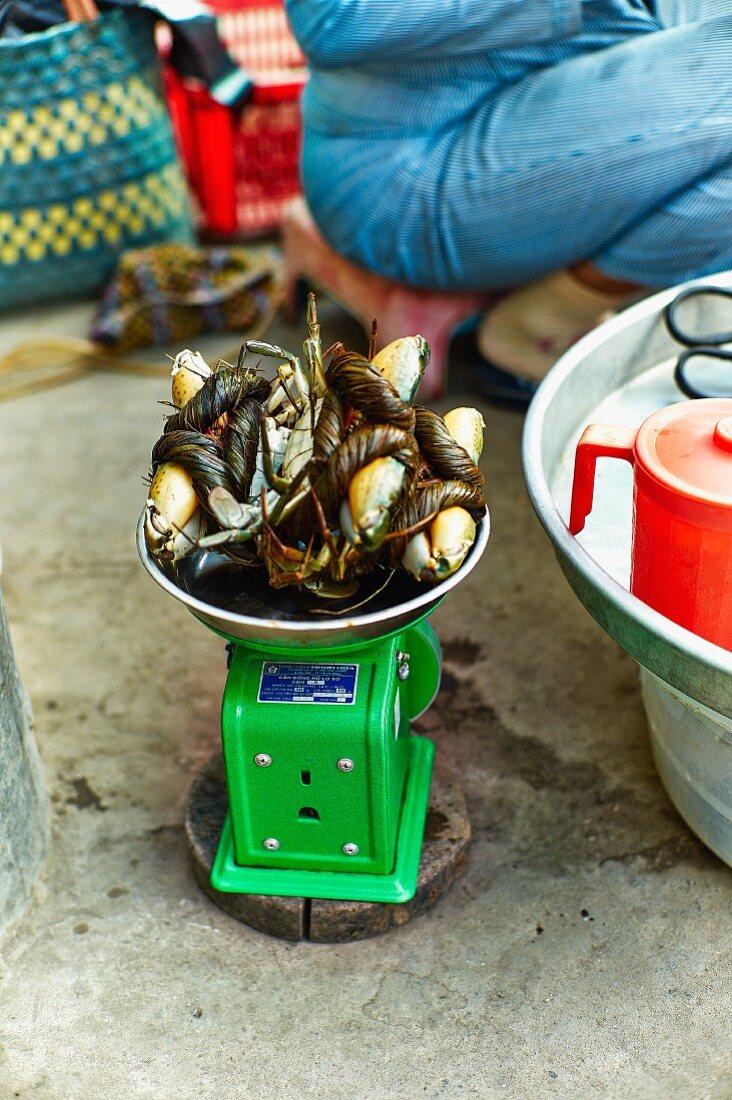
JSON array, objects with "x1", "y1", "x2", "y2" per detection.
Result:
[{"x1": 286, "y1": 0, "x2": 732, "y2": 404}]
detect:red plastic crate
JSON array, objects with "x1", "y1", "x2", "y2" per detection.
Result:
[
  {"x1": 211, "y1": 0, "x2": 306, "y2": 73},
  {"x1": 165, "y1": 0, "x2": 307, "y2": 236}
]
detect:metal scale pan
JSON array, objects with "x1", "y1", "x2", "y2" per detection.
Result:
[{"x1": 137, "y1": 513, "x2": 490, "y2": 650}]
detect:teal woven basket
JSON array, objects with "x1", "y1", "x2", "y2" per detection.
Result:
[{"x1": 0, "y1": 10, "x2": 194, "y2": 311}]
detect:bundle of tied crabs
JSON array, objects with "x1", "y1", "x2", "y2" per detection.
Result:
[{"x1": 144, "y1": 296, "x2": 487, "y2": 602}]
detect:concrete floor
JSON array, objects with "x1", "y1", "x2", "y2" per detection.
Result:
[{"x1": 0, "y1": 297, "x2": 730, "y2": 1100}]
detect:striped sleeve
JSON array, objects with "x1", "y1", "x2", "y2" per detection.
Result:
[{"x1": 285, "y1": 0, "x2": 583, "y2": 68}]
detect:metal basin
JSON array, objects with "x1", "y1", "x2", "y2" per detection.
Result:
[
  {"x1": 137, "y1": 511, "x2": 490, "y2": 650},
  {"x1": 523, "y1": 274, "x2": 732, "y2": 865},
  {"x1": 523, "y1": 274, "x2": 732, "y2": 719}
]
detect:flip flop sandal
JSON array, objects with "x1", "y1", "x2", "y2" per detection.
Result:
[{"x1": 451, "y1": 331, "x2": 538, "y2": 409}]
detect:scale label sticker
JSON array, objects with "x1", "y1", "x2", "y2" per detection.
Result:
[{"x1": 257, "y1": 662, "x2": 359, "y2": 705}]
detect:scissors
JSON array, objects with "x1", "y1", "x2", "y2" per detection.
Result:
[{"x1": 663, "y1": 284, "x2": 732, "y2": 399}]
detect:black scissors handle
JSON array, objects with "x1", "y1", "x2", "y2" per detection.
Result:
[
  {"x1": 663, "y1": 284, "x2": 732, "y2": 399},
  {"x1": 664, "y1": 284, "x2": 732, "y2": 347},
  {"x1": 674, "y1": 346, "x2": 732, "y2": 400}
]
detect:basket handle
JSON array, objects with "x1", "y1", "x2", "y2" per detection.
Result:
[{"x1": 63, "y1": 0, "x2": 100, "y2": 23}]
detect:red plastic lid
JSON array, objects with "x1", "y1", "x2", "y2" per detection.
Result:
[{"x1": 636, "y1": 399, "x2": 732, "y2": 509}]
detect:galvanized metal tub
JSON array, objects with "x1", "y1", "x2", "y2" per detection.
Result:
[
  {"x1": 640, "y1": 670, "x2": 731, "y2": 866},
  {"x1": 523, "y1": 274, "x2": 732, "y2": 863}
]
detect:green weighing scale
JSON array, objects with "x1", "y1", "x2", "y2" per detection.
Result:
[{"x1": 138, "y1": 515, "x2": 489, "y2": 906}]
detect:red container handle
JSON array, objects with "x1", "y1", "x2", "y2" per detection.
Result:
[{"x1": 569, "y1": 424, "x2": 637, "y2": 535}]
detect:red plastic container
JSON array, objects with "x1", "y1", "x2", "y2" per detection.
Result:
[
  {"x1": 164, "y1": 0, "x2": 307, "y2": 236},
  {"x1": 569, "y1": 399, "x2": 732, "y2": 650}
]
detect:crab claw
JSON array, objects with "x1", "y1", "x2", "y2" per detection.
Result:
[
  {"x1": 443, "y1": 407, "x2": 486, "y2": 464},
  {"x1": 402, "y1": 506, "x2": 476, "y2": 583},
  {"x1": 171, "y1": 349, "x2": 211, "y2": 409},
  {"x1": 208, "y1": 486, "x2": 250, "y2": 529},
  {"x1": 346, "y1": 456, "x2": 408, "y2": 552},
  {"x1": 145, "y1": 462, "x2": 200, "y2": 559},
  {"x1": 371, "y1": 336, "x2": 430, "y2": 404},
  {"x1": 303, "y1": 576, "x2": 359, "y2": 600}
]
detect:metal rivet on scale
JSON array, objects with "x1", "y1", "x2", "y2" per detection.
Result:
[
  {"x1": 342, "y1": 842, "x2": 359, "y2": 856},
  {"x1": 396, "y1": 651, "x2": 410, "y2": 681},
  {"x1": 337, "y1": 758, "x2": 354, "y2": 773},
  {"x1": 254, "y1": 753, "x2": 272, "y2": 767},
  {"x1": 263, "y1": 837, "x2": 280, "y2": 851}
]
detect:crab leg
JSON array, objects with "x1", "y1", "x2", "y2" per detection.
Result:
[
  {"x1": 249, "y1": 416, "x2": 290, "y2": 500},
  {"x1": 303, "y1": 292, "x2": 327, "y2": 397},
  {"x1": 241, "y1": 339, "x2": 310, "y2": 420}
]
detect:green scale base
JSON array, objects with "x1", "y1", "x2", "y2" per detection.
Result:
[
  {"x1": 211, "y1": 735, "x2": 434, "y2": 903},
  {"x1": 209, "y1": 618, "x2": 444, "y2": 907},
  {"x1": 185, "y1": 749, "x2": 472, "y2": 942}
]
